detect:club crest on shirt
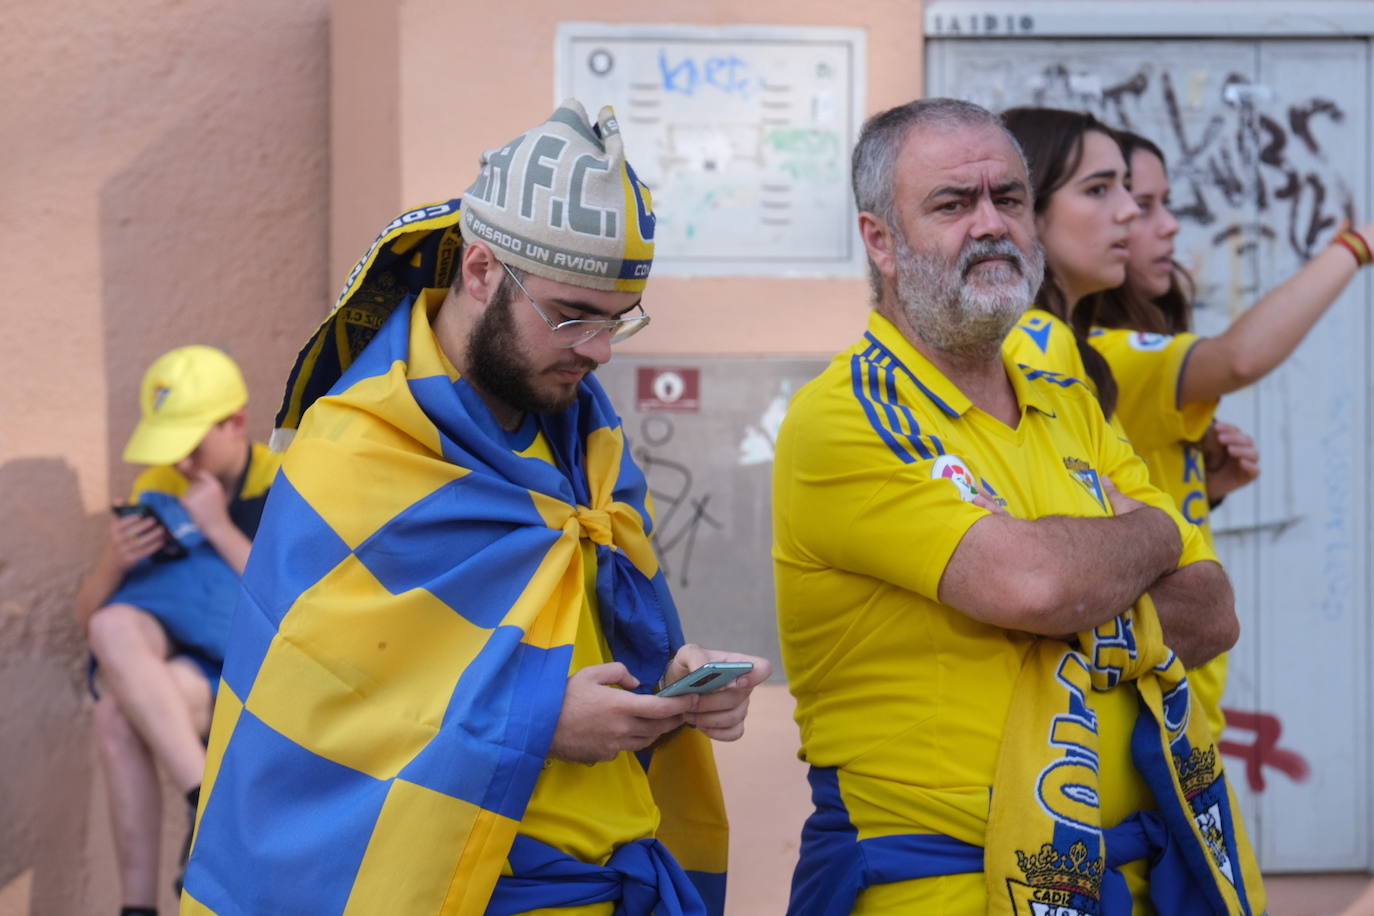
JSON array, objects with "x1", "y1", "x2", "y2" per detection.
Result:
[
  {"x1": 931, "y1": 454, "x2": 979, "y2": 502},
  {"x1": 1128, "y1": 332, "x2": 1171, "y2": 352},
  {"x1": 1062, "y1": 457, "x2": 1105, "y2": 509}
]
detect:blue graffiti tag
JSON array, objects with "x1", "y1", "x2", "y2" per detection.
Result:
[{"x1": 658, "y1": 50, "x2": 758, "y2": 98}]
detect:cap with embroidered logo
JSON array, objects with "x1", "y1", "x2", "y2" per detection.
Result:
[
  {"x1": 123, "y1": 346, "x2": 248, "y2": 466},
  {"x1": 461, "y1": 99, "x2": 656, "y2": 292}
]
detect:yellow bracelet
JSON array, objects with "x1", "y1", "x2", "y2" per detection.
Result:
[{"x1": 1335, "y1": 230, "x2": 1373, "y2": 267}]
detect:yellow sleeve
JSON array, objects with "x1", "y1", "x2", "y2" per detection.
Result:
[
  {"x1": 1092, "y1": 395, "x2": 1217, "y2": 569},
  {"x1": 1091, "y1": 329, "x2": 1217, "y2": 452},
  {"x1": 775, "y1": 387, "x2": 989, "y2": 602}
]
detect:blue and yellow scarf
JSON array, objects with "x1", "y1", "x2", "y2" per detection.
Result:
[
  {"x1": 274, "y1": 199, "x2": 465, "y2": 444},
  {"x1": 787, "y1": 596, "x2": 1266, "y2": 915},
  {"x1": 986, "y1": 596, "x2": 1266, "y2": 915},
  {"x1": 181, "y1": 290, "x2": 727, "y2": 914}
]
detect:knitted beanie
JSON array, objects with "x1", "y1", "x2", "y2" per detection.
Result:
[{"x1": 461, "y1": 99, "x2": 655, "y2": 292}]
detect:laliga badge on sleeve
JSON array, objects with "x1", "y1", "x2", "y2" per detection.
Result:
[
  {"x1": 1128, "y1": 331, "x2": 1171, "y2": 352},
  {"x1": 931, "y1": 454, "x2": 980, "y2": 502}
]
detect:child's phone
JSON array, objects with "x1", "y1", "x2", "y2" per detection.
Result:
[
  {"x1": 656, "y1": 661, "x2": 754, "y2": 697},
  {"x1": 111, "y1": 503, "x2": 188, "y2": 561}
]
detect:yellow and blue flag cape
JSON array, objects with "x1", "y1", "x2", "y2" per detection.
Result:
[
  {"x1": 274, "y1": 198, "x2": 465, "y2": 444},
  {"x1": 181, "y1": 290, "x2": 727, "y2": 914}
]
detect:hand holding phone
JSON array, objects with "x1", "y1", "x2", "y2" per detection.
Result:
[
  {"x1": 655, "y1": 661, "x2": 755, "y2": 697},
  {"x1": 549, "y1": 662, "x2": 693, "y2": 764},
  {"x1": 111, "y1": 503, "x2": 188, "y2": 562}
]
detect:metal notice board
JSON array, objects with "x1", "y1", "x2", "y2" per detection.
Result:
[{"x1": 556, "y1": 23, "x2": 866, "y2": 278}]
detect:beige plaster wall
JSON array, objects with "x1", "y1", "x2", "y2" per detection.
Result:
[
  {"x1": 0, "y1": 2, "x2": 919, "y2": 912},
  {"x1": 0, "y1": 1, "x2": 331, "y2": 912},
  {"x1": 333, "y1": 0, "x2": 925, "y2": 356}
]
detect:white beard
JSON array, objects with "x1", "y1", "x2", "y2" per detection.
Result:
[{"x1": 894, "y1": 233, "x2": 1045, "y2": 362}]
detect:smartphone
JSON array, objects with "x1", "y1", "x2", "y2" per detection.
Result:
[
  {"x1": 111, "y1": 503, "x2": 189, "y2": 561},
  {"x1": 656, "y1": 661, "x2": 754, "y2": 697}
]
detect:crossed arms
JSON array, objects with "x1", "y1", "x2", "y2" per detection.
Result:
[{"x1": 943, "y1": 477, "x2": 1236, "y2": 669}]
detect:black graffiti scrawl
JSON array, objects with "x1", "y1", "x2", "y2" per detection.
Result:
[
  {"x1": 633, "y1": 416, "x2": 724, "y2": 589},
  {"x1": 1026, "y1": 62, "x2": 1355, "y2": 265}
]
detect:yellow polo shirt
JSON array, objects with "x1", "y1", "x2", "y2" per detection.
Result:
[
  {"x1": 131, "y1": 440, "x2": 281, "y2": 536},
  {"x1": 1087, "y1": 328, "x2": 1217, "y2": 538},
  {"x1": 1088, "y1": 327, "x2": 1226, "y2": 737},
  {"x1": 774, "y1": 311, "x2": 1216, "y2": 912},
  {"x1": 1006, "y1": 308, "x2": 1138, "y2": 442}
]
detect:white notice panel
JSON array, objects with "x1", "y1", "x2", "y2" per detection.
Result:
[{"x1": 557, "y1": 23, "x2": 866, "y2": 277}]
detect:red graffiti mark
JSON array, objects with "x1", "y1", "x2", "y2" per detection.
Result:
[{"x1": 1218, "y1": 708, "x2": 1311, "y2": 793}]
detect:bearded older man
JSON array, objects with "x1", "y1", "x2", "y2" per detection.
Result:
[{"x1": 772, "y1": 99, "x2": 1265, "y2": 914}]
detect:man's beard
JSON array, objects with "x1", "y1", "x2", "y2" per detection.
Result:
[
  {"x1": 464, "y1": 277, "x2": 597, "y2": 416},
  {"x1": 894, "y1": 232, "x2": 1045, "y2": 362}
]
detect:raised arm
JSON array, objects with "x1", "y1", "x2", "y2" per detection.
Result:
[{"x1": 1180, "y1": 220, "x2": 1374, "y2": 404}]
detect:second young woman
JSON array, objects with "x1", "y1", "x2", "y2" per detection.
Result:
[{"x1": 999, "y1": 107, "x2": 1139, "y2": 416}]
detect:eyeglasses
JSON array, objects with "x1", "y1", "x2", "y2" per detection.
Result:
[{"x1": 501, "y1": 262, "x2": 651, "y2": 348}]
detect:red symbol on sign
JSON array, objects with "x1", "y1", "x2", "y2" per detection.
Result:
[
  {"x1": 1218, "y1": 707, "x2": 1311, "y2": 793},
  {"x1": 636, "y1": 367, "x2": 700, "y2": 412}
]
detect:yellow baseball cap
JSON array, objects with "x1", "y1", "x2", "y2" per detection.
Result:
[{"x1": 122, "y1": 346, "x2": 248, "y2": 465}]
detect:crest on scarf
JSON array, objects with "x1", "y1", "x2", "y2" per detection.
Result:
[
  {"x1": 1174, "y1": 745, "x2": 1218, "y2": 798},
  {"x1": 1195, "y1": 802, "x2": 1237, "y2": 885},
  {"x1": 1004, "y1": 840, "x2": 1102, "y2": 916},
  {"x1": 1062, "y1": 457, "x2": 1105, "y2": 509},
  {"x1": 1175, "y1": 745, "x2": 1238, "y2": 886},
  {"x1": 932, "y1": 454, "x2": 980, "y2": 502}
]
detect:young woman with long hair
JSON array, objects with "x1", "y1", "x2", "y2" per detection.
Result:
[
  {"x1": 1089, "y1": 128, "x2": 1372, "y2": 522},
  {"x1": 999, "y1": 107, "x2": 1140, "y2": 418},
  {"x1": 1082, "y1": 129, "x2": 1373, "y2": 735}
]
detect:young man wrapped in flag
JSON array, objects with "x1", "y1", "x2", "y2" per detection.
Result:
[{"x1": 182, "y1": 100, "x2": 769, "y2": 916}]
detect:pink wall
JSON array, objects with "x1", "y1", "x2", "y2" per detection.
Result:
[{"x1": 1, "y1": 1, "x2": 330, "y2": 912}]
